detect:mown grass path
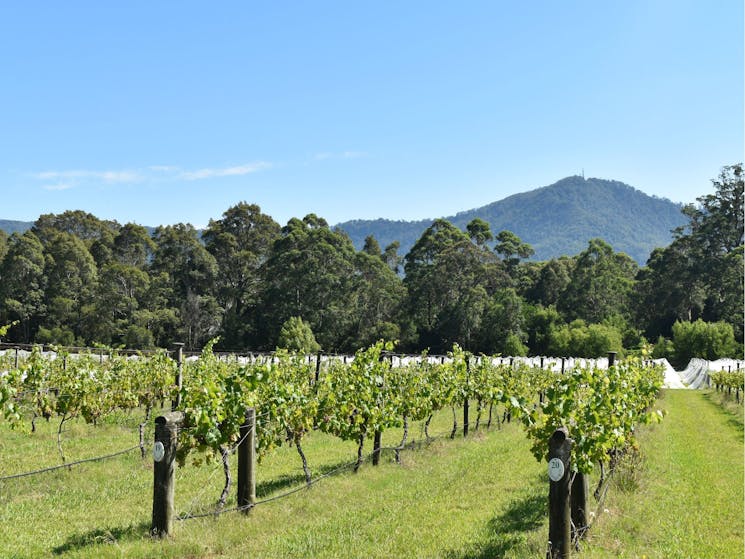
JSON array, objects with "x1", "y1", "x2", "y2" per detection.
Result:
[{"x1": 584, "y1": 389, "x2": 744, "y2": 559}]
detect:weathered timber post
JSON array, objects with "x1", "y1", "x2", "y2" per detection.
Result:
[
  {"x1": 561, "y1": 357, "x2": 565, "y2": 374},
  {"x1": 548, "y1": 427, "x2": 573, "y2": 559},
  {"x1": 463, "y1": 355, "x2": 470, "y2": 438},
  {"x1": 314, "y1": 351, "x2": 322, "y2": 384},
  {"x1": 152, "y1": 411, "x2": 185, "y2": 538},
  {"x1": 237, "y1": 408, "x2": 256, "y2": 513},
  {"x1": 172, "y1": 343, "x2": 184, "y2": 411},
  {"x1": 607, "y1": 351, "x2": 617, "y2": 368},
  {"x1": 373, "y1": 350, "x2": 387, "y2": 465},
  {"x1": 539, "y1": 356, "x2": 546, "y2": 404}
]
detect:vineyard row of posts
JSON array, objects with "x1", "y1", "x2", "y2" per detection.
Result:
[{"x1": 1, "y1": 340, "x2": 672, "y2": 555}]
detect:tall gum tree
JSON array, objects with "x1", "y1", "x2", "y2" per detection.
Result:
[
  {"x1": 202, "y1": 203, "x2": 280, "y2": 349},
  {"x1": 637, "y1": 164, "x2": 744, "y2": 343},
  {"x1": 259, "y1": 215, "x2": 358, "y2": 351},
  {"x1": 558, "y1": 238, "x2": 637, "y2": 325},
  {"x1": 0, "y1": 231, "x2": 46, "y2": 342},
  {"x1": 403, "y1": 219, "x2": 505, "y2": 352},
  {"x1": 151, "y1": 224, "x2": 220, "y2": 349}
]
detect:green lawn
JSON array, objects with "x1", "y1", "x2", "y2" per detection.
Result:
[{"x1": 0, "y1": 390, "x2": 742, "y2": 558}]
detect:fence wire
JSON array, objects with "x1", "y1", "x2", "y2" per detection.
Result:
[{"x1": 0, "y1": 445, "x2": 140, "y2": 481}]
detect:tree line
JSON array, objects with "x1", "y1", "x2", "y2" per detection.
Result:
[{"x1": 0, "y1": 165, "x2": 741, "y2": 364}]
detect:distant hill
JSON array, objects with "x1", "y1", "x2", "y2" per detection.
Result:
[
  {"x1": 335, "y1": 176, "x2": 687, "y2": 264},
  {"x1": 0, "y1": 220, "x2": 156, "y2": 238},
  {"x1": 0, "y1": 220, "x2": 33, "y2": 235}
]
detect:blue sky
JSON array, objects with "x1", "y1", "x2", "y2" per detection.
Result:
[{"x1": 1, "y1": 1, "x2": 742, "y2": 228}]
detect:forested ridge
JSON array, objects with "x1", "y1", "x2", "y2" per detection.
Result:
[
  {"x1": 336, "y1": 175, "x2": 686, "y2": 264},
  {"x1": 0, "y1": 165, "x2": 741, "y2": 363}
]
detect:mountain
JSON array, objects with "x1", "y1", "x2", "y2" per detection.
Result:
[
  {"x1": 0, "y1": 220, "x2": 33, "y2": 235},
  {"x1": 335, "y1": 176, "x2": 687, "y2": 264}
]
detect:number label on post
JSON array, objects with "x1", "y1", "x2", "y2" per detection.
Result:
[
  {"x1": 548, "y1": 457, "x2": 565, "y2": 482},
  {"x1": 153, "y1": 441, "x2": 165, "y2": 462}
]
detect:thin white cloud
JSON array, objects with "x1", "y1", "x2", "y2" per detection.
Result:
[
  {"x1": 34, "y1": 169, "x2": 141, "y2": 183},
  {"x1": 29, "y1": 161, "x2": 272, "y2": 189},
  {"x1": 342, "y1": 151, "x2": 366, "y2": 159},
  {"x1": 313, "y1": 151, "x2": 367, "y2": 161},
  {"x1": 148, "y1": 165, "x2": 180, "y2": 172},
  {"x1": 42, "y1": 183, "x2": 74, "y2": 191},
  {"x1": 181, "y1": 162, "x2": 272, "y2": 181}
]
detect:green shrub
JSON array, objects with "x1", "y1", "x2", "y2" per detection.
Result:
[
  {"x1": 672, "y1": 320, "x2": 739, "y2": 366},
  {"x1": 277, "y1": 316, "x2": 321, "y2": 353}
]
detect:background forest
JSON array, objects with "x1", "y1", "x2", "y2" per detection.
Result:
[{"x1": 0, "y1": 165, "x2": 742, "y2": 366}]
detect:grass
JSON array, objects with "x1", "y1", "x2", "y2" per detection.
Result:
[
  {"x1": 582, "y1": 389, "x2": 744, "y2": 559},
  {"x1": 0, "y1": 391, "x2": 742, "y2": 558},
  {"x1": 0, "y1": 407, "x2": 549, "y2": 558}
]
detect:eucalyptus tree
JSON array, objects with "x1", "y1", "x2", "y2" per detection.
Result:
[
  {"x1": 362, "y1": 234, "x2": 382, "y2": 257},
  {"x1": 382, "y1": 241, "x2": 403, "y2": 274},
  {"x1": 682, "y1": 164, "x2": 744, "y2": 340},
  {"x1": 0, "y1": 231, "x2": 46, "y2": 342},
  {"x1": 495, "y1": 230, "x2": 534, "y2": 268},
  {"x1": 82, "y1": 223, "x2": 158, "y2": 346},
  {"x1": 151, "y1": 223, "x2": 220, "y2": 349},
  {"x1": 39, "y1": 231, "x2": 99, "y2": 344},
  {"x1": 347, "y1": 250, "x2": 406, "y2": 349},
  {"x1": 635, "y1": 241, "x2": 706, "y2": 341},
  {"x1": 259, "y1": 215, "x2": 358, "y2": 351},
  {"x1": 477, "y1": 287, "x2": 528, "y2": 355},
  {"x1": 466, "y1": 218, "x2": 493, "y2": 246},
  {"x1": 558, "y1": 238, "x2": 637, "y2": 324},
  {"x1": 403, "y1": 219, "x2": 503, "y2": 352},
  {"x1": 0, "y1": 230, "x2": 7, "y2": 262},
  {"x1": 32, "y1": 210, "x2": 119, "y2": 267},
  {"x1": 636, "y1": 164, "x2": 744, "y2": 342},
  {"x1": 525, "y1": 257, "x2": 573, "y2": 307},
  {"x1": 202, "y1": 203, "x2": 280, "y2": 349},
  {"x1": 112, "y1": 223, "x2": 155, "y2": 269},
  {"x1": 93, "y1": 262, "x2": 152, "y2": 346}
]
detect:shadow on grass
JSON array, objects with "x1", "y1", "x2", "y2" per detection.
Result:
[
  {"x1": 256, "y1": 457, "x2": 356, "y2": 498},
  {"x1": 446, "y1": 486, "x2": 547, "y2": 559},
  {"x1": 52, "y1": 521, "x2": 150, "y2": 555},
  {"x1": 700, "y1": 391, "x2": 744, "y2": 438}
]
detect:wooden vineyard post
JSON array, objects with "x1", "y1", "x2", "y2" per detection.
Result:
[
  {"x1": 548, "y1": 427, "x2": 573, "y2": 559},
  {"x1": 152, "y1": 411, "x2": 185, "y2": 538},
  {"x1": 314, "y1": 351, "x2": 322, "y2": 384},
  {"x1": 539, "y1": 357, "x2": 546, "y2": 404},
  {"x1": 607, "y1": 351, "x2": 617, "y2": 368},
  {"x1": 172, "y1": 342, "x2": 184, "y2": 411},
  {"x1": 237, "y1": 408, "x2": 257, "y2": 513},
  {"x1": 463, "y1": 355, "x2": 470, "y2": 438}
]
